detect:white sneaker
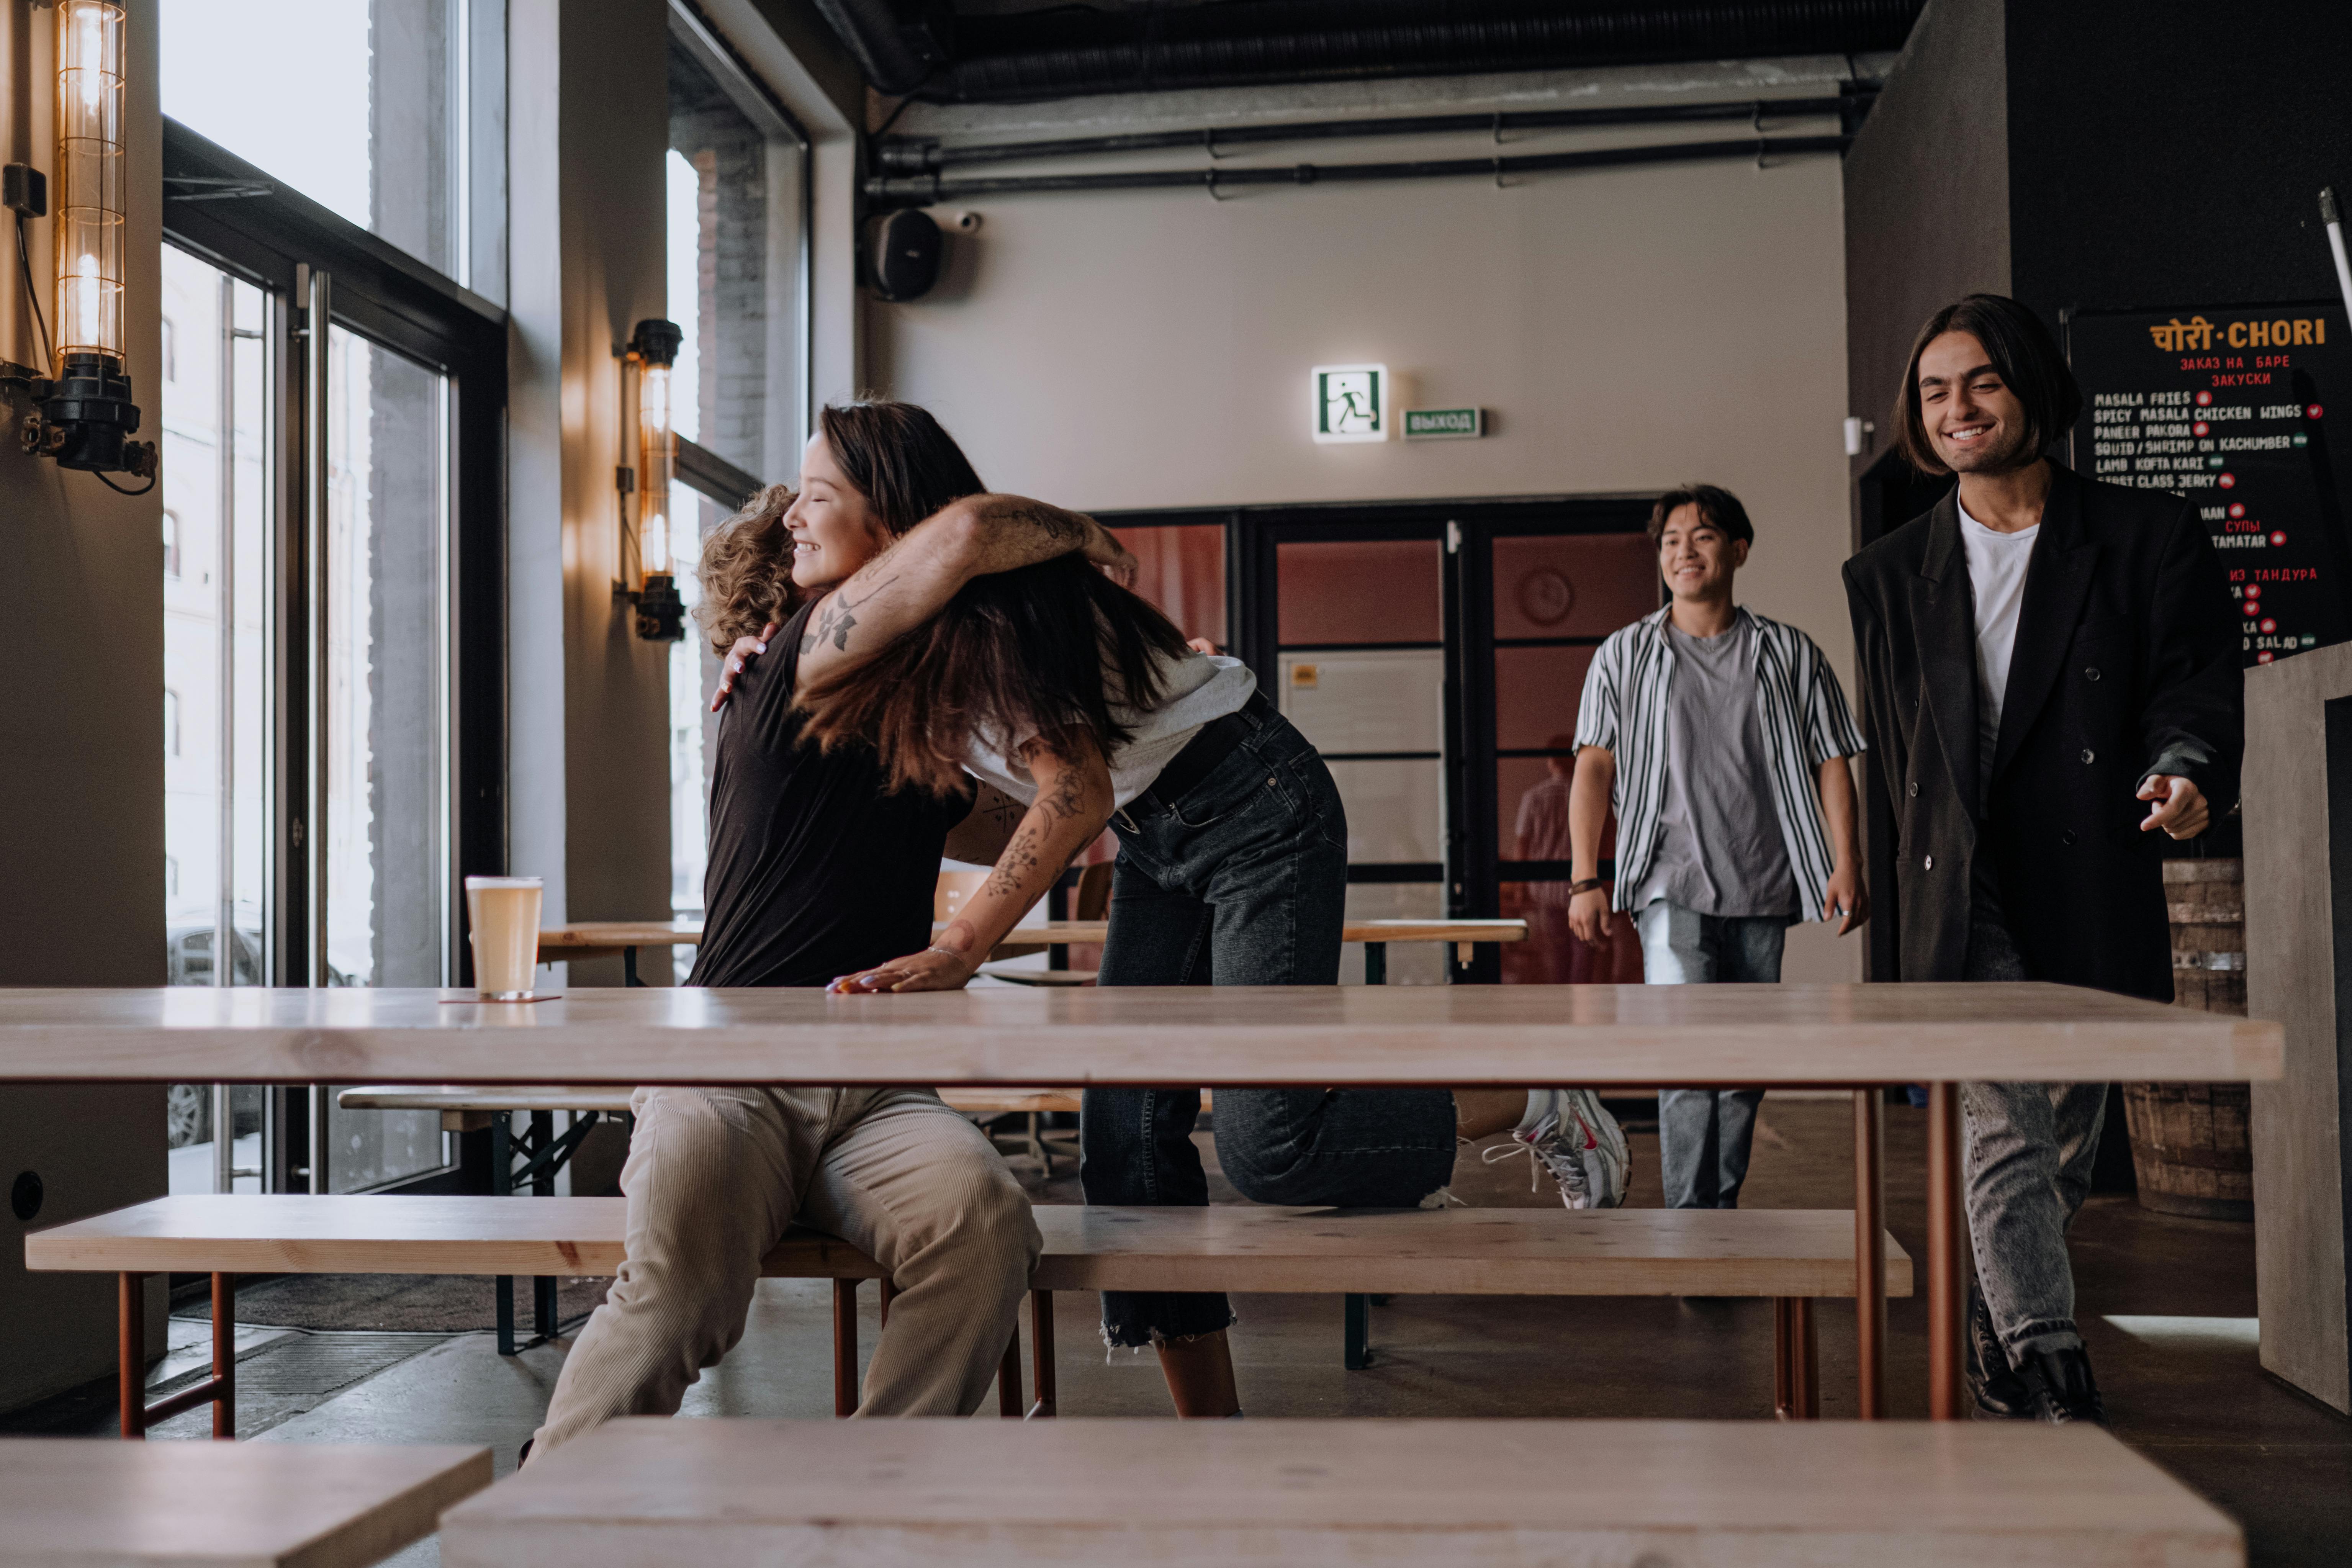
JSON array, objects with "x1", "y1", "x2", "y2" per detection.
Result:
[
  {"x1": 1560, "y1": 1088, "x2": 1630, "y2": 1209},
  {"x1": 1483, "y1": 1090, "x2": 1629, "y2": 1210}
]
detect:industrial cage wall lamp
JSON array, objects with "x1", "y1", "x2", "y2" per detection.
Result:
[
  {"x1": 1, "y1": 0, "x2": 156, "y2": 493},
  {"x1": 617, "y1": 317, "x2": 685, "y2": 641}
]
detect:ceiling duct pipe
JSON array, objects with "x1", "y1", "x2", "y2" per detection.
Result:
[
  {"x1": 874, "y1": 89, "x2": 1876, "y2": 174},
  {"x1": 867, "y1": 131, "x2": 1851, "y2": 209},
  {"x1": 809, "y1": 0, "x2": 956, "y2": 97},
  {"x1": 850, "y1": 0, "x2": 1923, "y2": 105}
]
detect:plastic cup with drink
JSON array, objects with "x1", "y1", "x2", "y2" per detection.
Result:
[{"x1": 465, "y1": 876, "x2": 545, "y2": 1001}]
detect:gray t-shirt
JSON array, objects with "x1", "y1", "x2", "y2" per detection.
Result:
[{"x1": 1637, "y1": 620, "x2": 1797, "y2": 918}]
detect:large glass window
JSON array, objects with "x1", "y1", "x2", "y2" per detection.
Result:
[
  {"x1": 159, "y1": 244, "x2": 270, "y2": 1191},
  {"x1": 161, "y1": 0, "x2": 502, "y2": 294},
  {"x1": 666, "y1": 148, "x2": 707, "y2": 971},
  {"x1": 321, "y1": 323, "x2": 451, "y2": 1190},
  {"x1": 322, "y1": 324, "x2": 450, "y2": 990},
  {"x1": 667, "y1": 28, "x2": 798, "y2": 973}
]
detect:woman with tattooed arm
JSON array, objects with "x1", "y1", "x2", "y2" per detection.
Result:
[{"x1": 715, "y1": 399, "x2": 1629, "y2": 1421}]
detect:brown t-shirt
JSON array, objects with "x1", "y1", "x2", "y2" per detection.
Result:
[{"x1": 688, "y1": 599, "x2": 970, "y2": 988}]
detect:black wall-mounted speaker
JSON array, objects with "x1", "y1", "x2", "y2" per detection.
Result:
[{"x1": 867, "y1": 208, "x2": 944, "y2": 301}]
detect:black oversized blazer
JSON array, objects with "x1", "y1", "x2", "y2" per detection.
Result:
[{"x1": 1841, "y1": 463, "x2": 2242, "y2": 1001}]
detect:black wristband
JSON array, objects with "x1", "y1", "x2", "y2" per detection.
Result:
[{"x1": 1568, "y1": 878, "x2": 1605, "y2": 895}]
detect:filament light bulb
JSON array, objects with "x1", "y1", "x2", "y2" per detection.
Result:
[
  {"x1": 54, "y1": 0, "x2": 126, "y2": 365},
  {"x1": 637, "y1": 360, "x2": 675, "y2": 586}
]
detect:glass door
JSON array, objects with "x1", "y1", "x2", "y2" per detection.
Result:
[
  {"x1": 163, "y1": 91, "x2": 507, "y2": 1195},
  {"x1": 1483, "y1": 530, "x2": 1658, "y2": 985},
  {"x1": 1273, "y1": 534, "x2": 1450, "y2": 985},
  {"x1": 160, "y1": 244, "x2": 271, "y2": 1193},
  {"x1": 319, "y1": 321, "x2": 452, "y2": 1190},
  {"x1": 157, "y1": 247, "x2": 465, "y2": 1193}
]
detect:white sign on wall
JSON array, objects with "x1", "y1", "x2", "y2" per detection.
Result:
[{"x1": 1311, "y1": 363, "x2": 1389, "y2": 443}]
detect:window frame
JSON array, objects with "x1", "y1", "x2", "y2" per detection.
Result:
[{"x1": 163, "y1": 117, "x2": 507, "y2": 995}]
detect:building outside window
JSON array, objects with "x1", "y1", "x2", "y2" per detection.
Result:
[
  {"x1": 666, "y1": 29, "x2": 801, "y2": 976},
  {"x1": 161, "y1": 0, "x2": 505, "y2": 298},
  {"x1": 157, "y1": 0, "x2": 507, "y2": 1193}
]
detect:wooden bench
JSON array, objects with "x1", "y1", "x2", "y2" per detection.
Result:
[
  {"x1": 334, "y1": 1083, "x2": 1095, "y2": 1350},
  {"x1": 30, "y1": 1195, "x2": 1906, "y2": 1432},
  {"x1": 0, "y1": 1437, "x2": 491, "y2": 1566},
  {"x1": 439, "y1": 1417, "x2": 2243, "y2": 1567}
]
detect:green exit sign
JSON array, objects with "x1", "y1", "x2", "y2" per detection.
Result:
[{"x1": 1403, "y1": 407, "x2": 1483, "y2": 440}]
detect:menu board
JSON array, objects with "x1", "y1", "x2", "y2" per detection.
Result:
[{"x1": 2066, "y1": 304, "x2": 2352, "y2": 665}]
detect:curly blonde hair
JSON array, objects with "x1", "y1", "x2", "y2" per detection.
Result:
[{"x1": 693, "y1": 483, "x2": 798, "y2": 655}]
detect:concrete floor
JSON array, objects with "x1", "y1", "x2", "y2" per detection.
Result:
[{"x1": 11, "y1": 1097, "x2": 2347, "y2": 1565}]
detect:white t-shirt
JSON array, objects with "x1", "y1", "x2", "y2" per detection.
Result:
[
  {"x1": 966, "y1": 651, "x2": 1257, "y2": 809},
  {"x1": 1957, "y1": 498, "x2": 2040, "y2": 793}
]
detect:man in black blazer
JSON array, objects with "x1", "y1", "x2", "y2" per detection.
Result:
[{"x1": 1843, "y1": 294, "x2": 2241, "y2": 1424}]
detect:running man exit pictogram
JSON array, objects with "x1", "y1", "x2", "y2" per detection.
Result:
[{"x1": 1312, "y1": 363, "x2": 1390, "y2": 443}]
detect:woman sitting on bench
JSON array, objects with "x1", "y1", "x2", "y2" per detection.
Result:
[
  {"x1": 527, "y1": 423, "x2": 1145, "y2": 1457},
  {"x1": 716, "y1": 398, "x2": 1630, "y2": 1420}
]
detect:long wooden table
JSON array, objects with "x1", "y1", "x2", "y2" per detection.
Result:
[
  {"x1": 0, "y1": 982, "x2": 2280, "y2": 1419},
  {"x1": 538, "y1": 917, "x2": 1527, "y2": 983}
]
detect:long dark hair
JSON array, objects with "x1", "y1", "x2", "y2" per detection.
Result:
[
  {"x1": 794, "y1": 400, "x2": 1188, "y2": 795},
  {"x1": 691, "y1": 399, "x2": 980, "y2": 656}
]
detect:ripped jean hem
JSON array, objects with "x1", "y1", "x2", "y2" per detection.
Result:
[{"x1": 1099, "y1": 1309, "x2": 1238, "y2": 1353}]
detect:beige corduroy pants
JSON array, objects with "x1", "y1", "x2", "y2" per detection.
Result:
[{"x1": 531, "y1": 1085, "x2": 1040, "y2": 1457}]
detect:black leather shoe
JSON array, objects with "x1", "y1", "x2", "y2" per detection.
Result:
[
  {"x1": 1965, "y1": 1291, "x2": 2032, "y2": 1419},
  {"x1": 2016, "y1": 1345, "x2": 2107, "y2": 1427}
]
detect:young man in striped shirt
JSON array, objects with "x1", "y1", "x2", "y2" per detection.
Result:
[{"x1": 1566, "y1": 484, "x2": 1868, "y2": 1210}]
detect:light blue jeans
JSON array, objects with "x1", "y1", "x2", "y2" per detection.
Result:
[{"x1": 1635, "y1": 900, "x2": 1787, "y2": 1209}]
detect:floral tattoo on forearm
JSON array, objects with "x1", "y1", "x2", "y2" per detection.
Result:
[{"x1": 799, "y1": 573, "x2": 898, "y2": 655}]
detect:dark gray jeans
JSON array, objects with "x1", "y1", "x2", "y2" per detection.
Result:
[
  {"x1": 1635, "y1": 899, "x2": 1787, "y2": 1209},
  {"x1": 1079, "y1": 705, "x2": 1457, "y2": 1348},
  {"x1": 1963, "y1": 918, "x2": 2106, "y2": 1360}
]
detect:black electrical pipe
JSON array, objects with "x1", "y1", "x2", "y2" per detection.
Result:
[
  {"x1": 876, "y1": 90, "x2": 1872, "y2": 174},
  {"x1": 867, "y1": 132, "x2": 1848, "y2": 208},
  {"x1": 813, "y1": 0, "x2": 1922, "y2": 104}
]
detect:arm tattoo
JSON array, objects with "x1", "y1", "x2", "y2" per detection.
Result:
[
  {"x1": 996, "y1": 500, "x2": 1088, "y2": 546},
  {"x1": 986, "y1": 820, "x2": 1047, "y2": 900},
  {"x1": 1040, "y1": 759, "x2": 1089, "y2": 821},
  {"x1": 799, "y1": 573, "x2": 899, "y2": 655}
]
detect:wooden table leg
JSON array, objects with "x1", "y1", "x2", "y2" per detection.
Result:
[
  {"x1": 832, "y1": 1278, "x2": 859, "y2": 1417},
  {"x1": 1853, "y1": 1088, "x2": 1886, "y2": 1420},
  {"x1": 997, "y1": 1326, "x2": 1022, "y2": 1417},
  {"x1": 1773, "y1": 1297, "x2": 1794, "y2": 1418},
  {"x1": 1029, "y1": 1290, "x2": 1056, "y2": 1417},
  {"x1": 1927, "y1": 1080, "x2": 1966, "y2": 1420},
  {"x1": 1794, "y1": 1298, "x2": 1819, "y2": 1418},
  {"x1": 212, "y1": 1271, "x2": 237, "y2": 1439},
  {"x1": 492, "y1": 1115, "x2": 517, "y2": 1357},
  {"x1": 119, "y1": 1272, "x2": 145, "y2": 1439}
]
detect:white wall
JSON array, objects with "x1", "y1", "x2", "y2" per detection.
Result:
[{"x1": 869, "y1": 74, "x2": 1866, "y2": 979}]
